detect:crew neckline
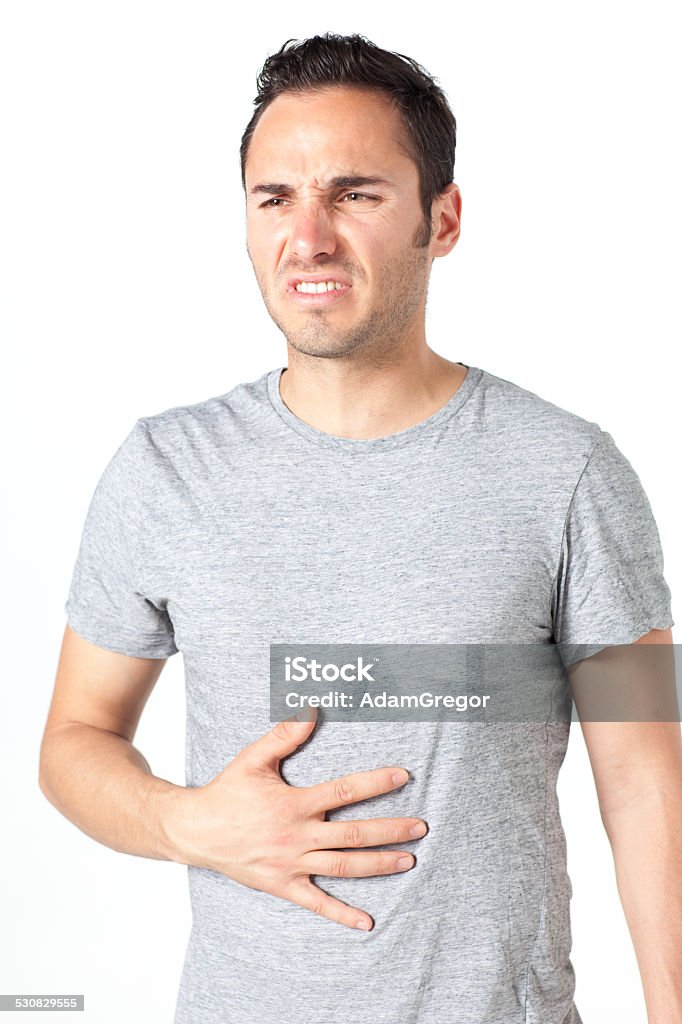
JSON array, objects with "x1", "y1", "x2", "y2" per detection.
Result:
[{"x1": 266, "y1": 362, "x2": 483, "y2": 452}]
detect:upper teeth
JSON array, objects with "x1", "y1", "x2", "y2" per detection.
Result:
[{"x1": 295, "y1": 281, "x2": 345, "y2": 293}]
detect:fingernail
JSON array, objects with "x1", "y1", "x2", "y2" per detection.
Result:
[
  {"x1": 355, "y1": 919, "x2": 372, "y2": 931},
  {"x1": 392, "y1": 769, "x2": 409, "y2": 785},
  {"x1": 397, "y1": 856, "x2": 413, "y2": 869},
  {"x1": 410, "y1": 822, "x2": 427, "y2": 837}
]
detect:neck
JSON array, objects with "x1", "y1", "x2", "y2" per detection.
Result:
[{"x1": 278, "y1": 344, "x2": 468, "y2": 440}]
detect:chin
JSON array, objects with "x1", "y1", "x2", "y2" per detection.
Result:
[{"x1": 286, "y1": 338, "x2": 359, "y2": 360}]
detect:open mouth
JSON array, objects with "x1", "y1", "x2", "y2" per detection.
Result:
[{"x1": 287, "y1": 281, "x2": 352, "y2": 306}]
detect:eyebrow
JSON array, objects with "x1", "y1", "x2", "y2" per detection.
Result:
[{"x1": 248, "y1": 175, "x2": 395, "y2": 198}]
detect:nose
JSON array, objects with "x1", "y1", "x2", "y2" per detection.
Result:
[{"x1": 289, "y1": 201, "x2": 338, "y2": 260}]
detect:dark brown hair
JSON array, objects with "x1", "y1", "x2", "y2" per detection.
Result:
[{"x1": 240, "y1": 33, "x2": 457, "y2": 247}]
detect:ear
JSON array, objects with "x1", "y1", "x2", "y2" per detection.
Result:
[{"x1": 430, "y1": 183, "x2": 462, "y2": 257}]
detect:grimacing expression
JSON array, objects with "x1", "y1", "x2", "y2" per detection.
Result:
[{"x1": 244, "y1": 86, "x2": 439, "y2": 361}]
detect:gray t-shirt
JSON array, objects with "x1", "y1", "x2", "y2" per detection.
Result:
[{"x1": 64, "y1": 363, "x2": 674, "y2": 1024}]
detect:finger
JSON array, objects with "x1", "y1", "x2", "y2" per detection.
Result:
[
  {"x1": 301, "y1": 848, "x2": 416, "y2": 878},
  {"x1": 309, "y1": 816, "x2": 428, "y2": 850},
  {"x1": 283, "y1": 876, "x2": 374, "y2": 932},
  {"x1": 301, "y1": 766, "x2": 410, "y2": 816},
  {"x1": 239, "y1": 707, "x2": 319, "y2": 774}
]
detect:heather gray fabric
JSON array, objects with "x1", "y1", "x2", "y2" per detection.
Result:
[{"x1": 64, "y1": 363, "x2": 674, "y2": 1024}]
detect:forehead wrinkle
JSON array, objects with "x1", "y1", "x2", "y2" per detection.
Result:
[{"x1": 248, "y1": 173, "x2": 396, "y2": 197}]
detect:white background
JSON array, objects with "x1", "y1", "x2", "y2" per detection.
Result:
[{"x1": 1, "y1": 2, "x2": 679, "y2": 1022}]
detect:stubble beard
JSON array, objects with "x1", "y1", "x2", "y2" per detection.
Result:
[{"x1": 259, "y1": 239, "x2": 432, "y2": 364}]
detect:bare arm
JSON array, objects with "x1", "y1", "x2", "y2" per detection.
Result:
[
  {"x1": 38, "y1": 624, "x2": 183, "y2": 860},
  {"x1": 577, "y1": 627, "x2": 682, "y2": 1024}
]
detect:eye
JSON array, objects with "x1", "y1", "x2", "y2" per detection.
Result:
[
  {"x1": 260, "y1": 196, "x2": 290, "y2": 208},
  {"x1": 260, "y1": 191, "x2": 375, "y2": 209}
]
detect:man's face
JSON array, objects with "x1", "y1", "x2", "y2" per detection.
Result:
[{"x1": 244, "y1": 86, "x2": 441, "y2": 361}]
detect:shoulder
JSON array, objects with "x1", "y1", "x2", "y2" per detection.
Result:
[
  {"x1": 137, "y1": 368, "x2": 274, "y2": 440},
  {"x1": 473, "y1": 367, "x2": 605, "y2": 484},
  {"x1": 123, "y1": 368, "x2": 277, "y2": 476},
  {"x1": 477, "y1": 366, "x2": 601, "y2": 451}
]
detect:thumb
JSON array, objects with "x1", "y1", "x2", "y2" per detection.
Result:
[{"x1": 243, "y1": 706, "x2": 318, "y2": 773}]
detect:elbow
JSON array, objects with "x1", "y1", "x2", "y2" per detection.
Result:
[
  {"x1": 38, "y1": 751, "x2": 53, "y2": 803},
  {"x1": 38, "y1": 731, "x2": 61, "y2": 805}
]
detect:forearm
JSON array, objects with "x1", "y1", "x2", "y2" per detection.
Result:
[
  {"x1": 39, "y1": 723, "x2": 185, "y2": 863},
  {"x1": 603, "y1": 786, "x2": 682, "y2": 1023}
]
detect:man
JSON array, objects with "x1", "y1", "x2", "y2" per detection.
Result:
[{"x1": 40, "y1": 32, "x2": 681, "y2": 1024}]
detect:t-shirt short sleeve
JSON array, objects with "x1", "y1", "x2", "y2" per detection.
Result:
[
  {"x1": 552, "y1": 429, "x2": 674, "y2": 666},
  {"x1": 64, "y1": 419, "x2": 179, "y2": 659}
]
